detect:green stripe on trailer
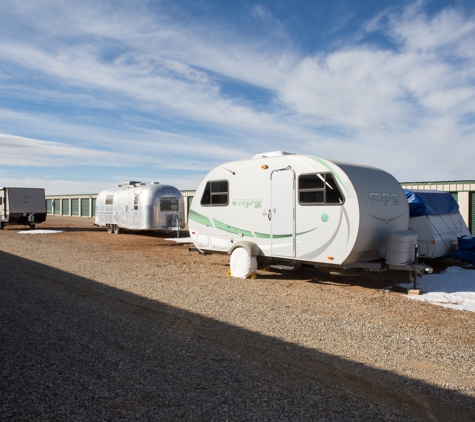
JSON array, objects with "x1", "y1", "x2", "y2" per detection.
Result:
[
  {"x1": 213, "y1": 219, "x2": 254, "y2": 237},
  {"x1": 188, "y1": 209, "x2": 212, "y2": 226},
  {"x1": 254, "y1": 227, "x2": 317, "y2": 239}
]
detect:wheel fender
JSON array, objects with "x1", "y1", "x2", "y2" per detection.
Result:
[{"x1": 228, "y1": 241, "x2": 261, "y2": 257}]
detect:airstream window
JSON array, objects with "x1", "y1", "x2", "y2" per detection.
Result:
[
  {"x1": 134, "y1": 194, "x2": 139, "y2": 210},
  {"x1": 105, "y1": 195, "x2": 114, "y2": 205},
  {"x1": 201, "y1": 180, "x2": 228, "y2": 206},
  {"x1": 299, "y1": 173, "x2": 343, "y2": 205},
  {"x1": 161, "y1": 198, "x2": 179, "y2": 211}
]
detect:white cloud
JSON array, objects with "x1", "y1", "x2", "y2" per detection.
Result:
[
  {"x1": 0, "y1": 133, "x2": 128, "y2": 167},
  {"x1": 281, "y1": 11, "x2": 475, "y2": 130},
  {"x1": 0, "y1": 172, "x2": 207, "y2": 196},
  {"x1": 0, "y1": 177, "x2": 104, "y2": 196}
]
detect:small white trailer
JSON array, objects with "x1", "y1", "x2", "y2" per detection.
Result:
[
  {"x1": 405, "y1": 189, "x2": 470, "y2": 259},
  {"x1": 94, "y1": 181, "x2": 185, "y2": 234},
  {"x1": 0, "y1": 187, "x2": 47, "y2": 230},
  {"x1": 189, "y1": 151, "x2": 432, "y2": 278}
]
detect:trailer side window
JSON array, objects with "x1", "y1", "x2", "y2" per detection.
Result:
[
  {"x1": 201, "y1": 180, "x2": 228, "y2": 206},
  {"x1": 161, "y1": 198, "x2": 179, "y2": 211},
  {"x1": 134, "y1": 194, "x2": 139, "y2": 210},
  {"x1": 299, "y1": 173, "x2": 344, "y2": 205},
  {"x1": 105, "y1": 195, "x2": 114, "y2": 205}
]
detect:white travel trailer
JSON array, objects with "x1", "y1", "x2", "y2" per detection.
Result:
[
  {"x1": 405, "y1": 189, "x2": 470, "y2": 259},
  {"x1": 0, "y1": 187, "x2": 47, "y2": 230},
  {"x1": 189, "y1": 152, "x2": 432, "y2": 278},
  {"x1": 95, "y1": 181, "x2": 185, "y2": 234}
]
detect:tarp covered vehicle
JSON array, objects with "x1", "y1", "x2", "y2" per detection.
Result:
[{"x1": 405, "y1": 189, "x2": 470, "y2": 258}]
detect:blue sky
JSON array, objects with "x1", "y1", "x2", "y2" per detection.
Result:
[{"x1": 1, "y1": 0, "x2": 475, "y2": 194}]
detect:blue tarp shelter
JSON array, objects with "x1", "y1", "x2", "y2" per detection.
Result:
[
  {"x1": 403, "y1": 189, "x2": 471, "y2": 259},
  {"x1": 404, "y1": 189, "x2": 459, "y2": 217}
]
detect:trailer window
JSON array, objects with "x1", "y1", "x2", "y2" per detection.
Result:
[
  {"x1": 134, "y1": 194, "x2": 139, "y2": 210},
  {"x1": 105, "y1": 195, "x2": 114, "y2": 205},
  {"x1": 299, "y1": 173, "x2": 343, "y2": 205},
  {"x1": 161, "y1": 198, "x2": 179, "y2": 211},
  {"x1": 201, "y1": 180, "x2": 228, "y2": 206}
]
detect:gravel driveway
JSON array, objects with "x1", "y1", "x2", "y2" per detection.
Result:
[{"x1": 1, "y1": 216, "x2": 474, "y2": 421}]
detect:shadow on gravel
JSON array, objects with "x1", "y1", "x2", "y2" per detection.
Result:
[
  {"x1": 1, "y1": 250, "x2": 474, "y2": 421},
  {"x1": 102, "y1": 229, "x2": 191, "y2": 238},
  {"x1": 2, "y1": 226, "x2": 104, "y2": 233},
  {"x1": 252, "y1": 255, "x2": 468, "y2": 291},
  {"x1": 254, "y1": 264, "x2": 418, "y2": 291}
]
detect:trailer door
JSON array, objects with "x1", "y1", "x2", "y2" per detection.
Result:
[
  {"x1": 126, "y1": 192, "x2": 135, "y2": 228},
  {"x1": 270, "y1": 168, "x2": 296, "y2": 258}
]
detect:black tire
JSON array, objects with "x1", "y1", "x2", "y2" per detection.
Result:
[
  {"x1": 30, "y1": 223, "x2": 36, "y2": 230},
  {"x1": 106, "y1": 224, "x2": 113, "y2": 234},
  {"x1": 113, "y1": 224, "x2": 121, "y2": 234}
]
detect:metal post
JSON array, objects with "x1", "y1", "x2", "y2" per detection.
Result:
[{"x1": 413, "y1": 244, "x2": 419, "y2": 289}]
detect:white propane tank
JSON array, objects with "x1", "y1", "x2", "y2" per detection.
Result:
[{"x1": 386, "y1": 230, "x2": 418, "y2": 266}]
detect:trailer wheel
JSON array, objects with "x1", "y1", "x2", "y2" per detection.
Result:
[
  {"x1": 30, "y1": 223, "x2": 35, "y2": 230},
  {"x1": 113, "y1": 224, "x2": 121, "y2": 234},
  {"x1": 230, "y1": 247, "x2": 258, "y2": 279},
  {"x1": 106, "y1": 224, "x2": 113, "y2": 234}
]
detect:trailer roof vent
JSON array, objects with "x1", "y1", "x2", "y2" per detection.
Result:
[
  {"x1": 252, "y1": 151, "x2": 294, "y2": 159},
  {"x1": 122, "y1": 181, "x2": 141, "y2": 187},
  {"x1": 151, "y1": 182, "x2": 160, "y2": 185}
]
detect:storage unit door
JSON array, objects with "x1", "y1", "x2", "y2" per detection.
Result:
[
  {"x1": 91, "y1": 198, "x2": 96, "y2": 217},
  {"x1": 187, "y1": 196, "x2": 193, "y2": 221},
  {"x1": 54, "y1": 199, "x2": 61, "y2": 215},
  {"x1": 62, "y1": 199, "x2": 69, "y2": 215},
  {"x1": 71, "y1": 199, "x2": 79, "y2": 216},
  {"x1": 81, "y1": 198, "x2": 89, "y2": 217},
  {"x1": 46, "y1": 199, "x2": 52, "y2": 214},
  {"x1": 471, "y1": 192, "x2": 475, "y2": 235}
]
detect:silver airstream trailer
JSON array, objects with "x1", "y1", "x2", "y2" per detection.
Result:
[{"x1": 95, "y1": 181, "x2": 185, "y2": 234}]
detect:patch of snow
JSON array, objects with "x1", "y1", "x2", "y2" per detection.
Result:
[
  {"x1": 396, "y1": 266, "x2": 475, "y2": 313},
  {"x1": 18, "y1": 230, "x2": 65, "y2": 234},
  {"x1": 165, "y1": 237, "x2": 193, "y2": 243}
]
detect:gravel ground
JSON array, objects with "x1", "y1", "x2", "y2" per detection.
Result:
[{"x1": 1, "y1": 216, "x2": 474, "y2": 421}]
